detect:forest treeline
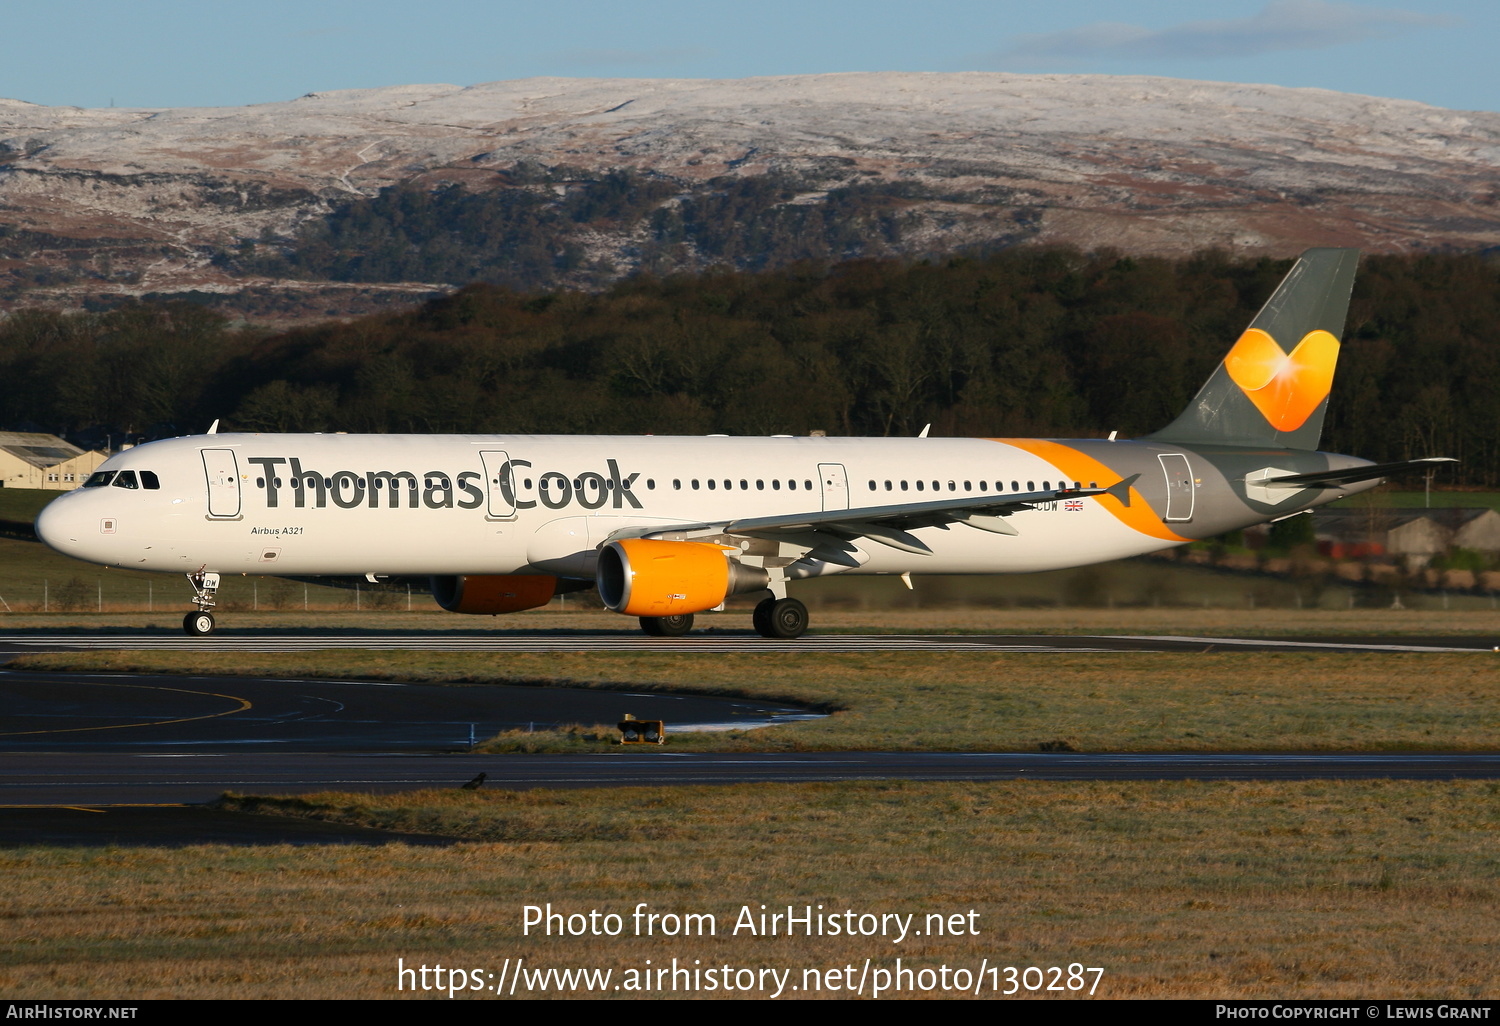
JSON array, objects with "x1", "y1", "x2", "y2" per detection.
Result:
[
  {"x1": 216, "y1": 168, "x2": 992, "y2": 292},
  {"x1": 0, "y1": 247, "x2": 1496, "y2": 485}
]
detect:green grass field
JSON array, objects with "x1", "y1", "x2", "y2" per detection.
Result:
[
  {"x1": 2, "y1": 779, "x2": 1496, "y2": 999},
  {"x1": 0, "y1": 487, "x2": 57, "y2": 523},
  {"x1": 1331, "y1": 490, "x2": 1500, "y2": 510}
]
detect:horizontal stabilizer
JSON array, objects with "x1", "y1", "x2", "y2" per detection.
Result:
[
  {"x1": 1261, "y1": 457, "x2": 1457, "y2": 490},
  {"x1": 1105, "y1": 474, "x2": 1139, "y2": 508}
]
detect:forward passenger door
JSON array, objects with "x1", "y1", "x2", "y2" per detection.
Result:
[{"x1": 201, "y1": 448, "x2": 242, "y2": 519}]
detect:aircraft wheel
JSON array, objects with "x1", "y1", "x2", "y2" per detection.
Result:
[
  {"x1": 760, "y1": 598, "x2": 807, "y2": 640},
  {"x1": 752, "y1": 597, "x2": 776, "y2": 637},
  {"x1": 183, "y1": 611, "x2": 216, "y2": 636},
  {"x1": 639, "y1": 614, "x2": 693, "y2": 637}
]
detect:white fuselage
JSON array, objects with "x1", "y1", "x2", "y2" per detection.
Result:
[{"x1": 35, "y1": 433, "x2": 1190, "y2": 580}]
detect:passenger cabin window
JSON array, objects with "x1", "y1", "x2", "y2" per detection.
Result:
[
  {"x1": 84, "y1": 471, "x2": 115, "y2": 488},
  {"x1": 112, "y1": 471, "x2": 139, "y2": 489}
]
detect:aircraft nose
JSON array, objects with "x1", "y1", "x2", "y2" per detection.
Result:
[{"x1": 34, "y1": 496, "x2": 88, "y2": 555}]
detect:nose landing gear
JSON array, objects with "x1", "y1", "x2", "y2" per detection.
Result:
[
  {"x1": 182, "y1": 569, "x2": 221, "y2": 636},
  {"x1": 183, "y1": 609, "x2": 216, "y2": 636}
]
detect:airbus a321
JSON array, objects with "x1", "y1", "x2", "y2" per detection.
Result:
[{"x1": 36, "y1": 248, "x2": 1451, "y2": 638}]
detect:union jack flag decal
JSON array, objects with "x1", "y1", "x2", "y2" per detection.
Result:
[{"x1": 1063, "y1": 499, "x2": 1085, "y2": 511}]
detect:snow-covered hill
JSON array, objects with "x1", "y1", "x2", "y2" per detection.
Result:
[{"x1": 3, "y1": 73, "x2": 1497, "y2": 316}]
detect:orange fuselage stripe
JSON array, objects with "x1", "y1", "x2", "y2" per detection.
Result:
[{"x1": 992, "y1": 438, "x2": 1190, "y2": 543}]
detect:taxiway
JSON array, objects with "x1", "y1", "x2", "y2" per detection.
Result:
[{"x1": 2, "y1": 630, "x2": 1495, "y2": 655}]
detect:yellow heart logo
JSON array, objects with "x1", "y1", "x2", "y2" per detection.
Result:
[{"x1": 1223, "y1": 328, "x2": 1340, "y2": 432}]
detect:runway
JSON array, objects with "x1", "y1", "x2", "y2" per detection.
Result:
[
  {"x1": 3, "y1": 661, "x2": 1498, "y2": 808},
  {"x1": 6, "y1": 751, "x2": 1500, "y2": 808},
  {"x1": 2, "y1": 630, "x2": 1496, "y2": 654},
  {"x1": 2, "y1": 630, "x2": 1496, "y2": 845},
  {"x1": 0, "y1": 668, "x2": 816, "y2": 752}
]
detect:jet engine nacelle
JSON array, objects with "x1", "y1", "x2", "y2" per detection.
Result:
[
  {"x1": 430, "y1": 574, "x2": 558, "y2": 614},
  {"x1": 596, "y1": 539, "x2": 769, "y2": 616}
]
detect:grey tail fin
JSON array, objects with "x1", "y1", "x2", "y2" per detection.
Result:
[{"x1": 1148, "y1": 248, "x2": 1360, "y2": 451}]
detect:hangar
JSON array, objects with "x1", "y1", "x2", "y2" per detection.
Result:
[{"x1": 0, "y1": 431, "x2": 107, "y2": 490}]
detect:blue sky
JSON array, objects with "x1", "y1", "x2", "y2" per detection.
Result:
[{"x1": 1, "y1": 0, "x2": 1493, "y2": 112}]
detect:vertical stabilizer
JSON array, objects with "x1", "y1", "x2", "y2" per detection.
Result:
[{"x1": 1148, "y1": 248, "x2": 1359, "y2": 450}]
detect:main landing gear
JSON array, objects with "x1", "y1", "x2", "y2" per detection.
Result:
[
  {"x1": 636, "y1": 597, "x2": 809, "y2": 640},
  {"x1": 753, "y1": 597, "x2": 808, "y2": 640},
  {"x1": 639, "y1": 613, "x2": 694, "y2": 636},
  {"x1": 182, "y1": 569, "x2": 221, "y2": 636}
]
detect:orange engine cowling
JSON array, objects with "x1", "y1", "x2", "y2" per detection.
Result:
[
  {"x1": 597, "y1": 539, "x2": 768, "y2": 617},
  {"x1": 430, "y1": 574, "x2": 557, "y2": 615}
]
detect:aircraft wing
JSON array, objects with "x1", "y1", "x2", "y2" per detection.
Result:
[{"x1": 603, "y1": 476, "x2": 1138, "y2": 558}]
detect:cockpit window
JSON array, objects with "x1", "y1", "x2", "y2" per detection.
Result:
[
  {"x1": 112, "y1": 471, "x2": 139, "y2": 489},
  {"x1": 140, "y1": 471, "x2": 160, "y2": 490},
  {"x1": 84, "y1": 471, "x2": 115, "y2": 488}
]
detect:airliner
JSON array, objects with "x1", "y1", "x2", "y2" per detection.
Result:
[{"x1": 34, "y1": 248, "x2": 1450, "y2": 638}]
